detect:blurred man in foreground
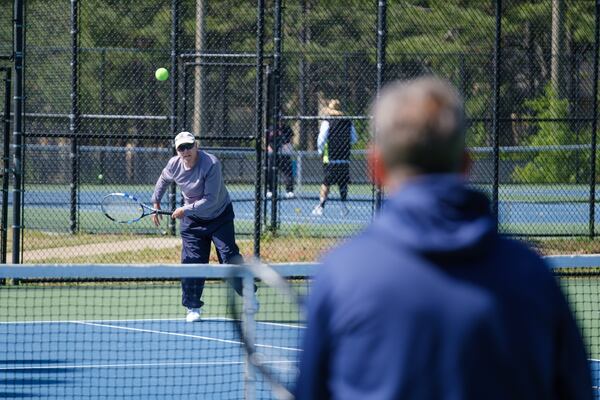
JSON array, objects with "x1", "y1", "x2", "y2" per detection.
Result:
[{"x1": 296, "y1": 77, "x2": 592, "y2": 400}]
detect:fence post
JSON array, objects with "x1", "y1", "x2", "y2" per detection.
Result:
[
  {"x1": 168, "y1": 0, "x2": 180, "y2": 236},
  {"x1": 12, "y1": 0, "x2": 24, "y2": 264},
  {"x1": 270, "y1": 0, "x2": 283, "y2": 232},
  {"x1": 182, "y1": 63, "x2": 189, "y2": 130},
  {"x1": 492, "y1": 0, "x2": 502, "y2": 224},
  {"x1": 220, "y1": 66, "x2": 230, "y2": 137},
  {"x1": 375, "y1": 0, "x2": 387, "y2": 212},
  {"x1": 70, "y1": 0, "x2": 80, "y2": 235},
  {"x1": 254, "y1": 0, "x2": 265, "y2": 258},
  {"x1": 99, "y1": 49, "x2": 107, "y2": 179},
  {"x1": 343, "y1": 51, "x2": 349, "y2": 103},
  {"x1": 264, "y1": 66, "x2": 273, "y2": 229},
  {"x1": 589, "y1": 0, "x2": 600, "y2": 237},
  {"x1": 1, "y1": 68, "x2": 10, "y2": 264}
]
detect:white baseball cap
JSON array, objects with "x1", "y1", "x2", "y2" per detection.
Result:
[{"x1": 174, "y1": 131, "x2": 196, "y2": 149}]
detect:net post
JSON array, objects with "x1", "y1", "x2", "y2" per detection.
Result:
[{"x1": 242, "y1": 272, "x2": 257, "y2": 400}]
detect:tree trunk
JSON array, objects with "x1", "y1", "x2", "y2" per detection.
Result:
[
  {"x1": 551, "y1": 0, "x2": 565, "y2": 97},
  {"x1": 193, "y1": 0, "x2": 205, "y2": 135},
  {"x1": 299, "y1": 0, "x2": 311, "y2": 150}
]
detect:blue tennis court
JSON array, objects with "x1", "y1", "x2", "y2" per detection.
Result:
[
  {"x1": 1, "y1": 317, "x2": 303, "y2": 399},
  {"x1": 3, "y1": 311, "x2": 600, "y2": 399},
  {"x1": 0, "y1": 264, "x2": 308, "y2": 399},
  {"x1": 16, "y1": 184, "x2": 600, "y2": 226}
]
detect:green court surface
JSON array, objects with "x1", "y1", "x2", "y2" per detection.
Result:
[
  {"x1": 0, "y1": 280, "x2": 305, "y2": 324},
  {"x1": 558, "y1": 273, "x2": 600, "y2": 359}
]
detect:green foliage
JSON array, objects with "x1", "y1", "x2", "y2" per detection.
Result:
[
  {"x1": 0, "y1": 0, "x2": 596, "y2": 148},
  {"x1": 512, "y1": 85, "x2": 590, "y2": 184},
  {"x1": 466, "y1": 122, "x2": 489, "y2": 148},
  {"x1": 387, "y1": 1, "x2": 494, "y2": 61}
]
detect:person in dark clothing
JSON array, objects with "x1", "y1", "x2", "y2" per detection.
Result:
[
  {"x1": 266, "y1": 122, "x2": 295, "y2": 199},
  {"x1": 296, "y1": 78, "x2": 592, "y2": 400},
  {"x1": 312, "y1": 99, "x2": 358, "y2": 217}
]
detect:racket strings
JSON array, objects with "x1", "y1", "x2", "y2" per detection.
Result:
[
  {"x1": 228, "y1": 269, "x2": 305, "y2": 400},
  {"x1": 102, "y1": 195, "x2": 144, "y2": 222}
]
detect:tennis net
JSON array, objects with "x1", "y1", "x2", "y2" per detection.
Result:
[{"x1": 1, "y1": 258, "x2": 600, "y2": 399}]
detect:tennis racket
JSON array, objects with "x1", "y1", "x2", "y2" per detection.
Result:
[
  {"x1": 228, "y1": 259, "x2": 307, "y2": 400},
  {"x1": 101, "y1": 193, "x2": 172, "y2": 224}
]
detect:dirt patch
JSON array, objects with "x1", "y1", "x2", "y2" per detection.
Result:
[{"x1": 12, "y1": 237, "x2": 181, "y2": 262}]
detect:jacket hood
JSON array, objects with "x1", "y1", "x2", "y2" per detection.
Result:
[{"x1": 372, "y1": 174, "x2": 496, "y2": 258}]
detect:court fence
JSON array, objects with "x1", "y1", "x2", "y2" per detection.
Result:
[{"x1": 2, "y1": 0, "x2": 600, "y2": 262}]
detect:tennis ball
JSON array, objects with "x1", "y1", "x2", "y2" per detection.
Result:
[
  {"x1": 155, "y1": 67, "x2": 169, "y2": 81},
  {"x1": 98, "y1": 174, "x2": 103, "y2": 180}
]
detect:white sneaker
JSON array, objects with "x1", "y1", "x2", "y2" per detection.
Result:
[
  {"x1": 266, "y1": 191, "x2": 273, "y2": 199},
  {"x1": 186, "y1": 308, "x2": 202, "y2": 322},
  {"x1": 285, "y1": 191, "x2": 295, "y2": 199},
  {"x1": 311, "y1": 205, "x2": 324, "y2": 216}
]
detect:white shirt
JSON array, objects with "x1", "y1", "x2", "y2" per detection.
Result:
[{"x1": 317, "y1": 120, "x2": 358, "y2": 155}]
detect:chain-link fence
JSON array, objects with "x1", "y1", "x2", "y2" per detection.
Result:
[
  {"x1": 2, "y1": 0, "x2": 600, "y2": 263},
  {"x1": 0, "y1": 0, "x2": 11, "y2": 60}
]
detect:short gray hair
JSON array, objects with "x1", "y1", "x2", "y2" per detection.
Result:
[{"x1": 371, "y1": 77, "x2": 466, "y2": 174}]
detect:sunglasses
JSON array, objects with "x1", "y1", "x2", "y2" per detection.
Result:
[{"x1": 177, "y1": 142, "x2": 195, "y2": 152}]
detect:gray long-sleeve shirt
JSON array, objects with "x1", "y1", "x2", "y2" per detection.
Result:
[{"x1": 151, "y1": 150, "x2": 231, "y2": 220}]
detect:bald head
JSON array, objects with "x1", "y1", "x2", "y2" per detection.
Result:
[{"x1": 371, "y1": 77, "x2": 466, "y2": 179}]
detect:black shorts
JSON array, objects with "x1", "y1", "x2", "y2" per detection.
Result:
[{"x1": 323, "y1": 163, "x2": 350, "y2": 186}]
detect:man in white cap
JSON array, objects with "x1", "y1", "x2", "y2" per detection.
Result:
[{"x1": 151, "y1": 131, "x2": 256, "y2": 322}]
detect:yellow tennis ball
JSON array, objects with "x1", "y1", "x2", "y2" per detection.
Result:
[
  {"x1": 97, "y1": 174, "x2": 103, "y2": 180},
  {"x1": 155, "y1": 67, "x2": 169, "y2": 81}
]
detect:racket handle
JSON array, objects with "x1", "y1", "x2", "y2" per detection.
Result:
[{"x1": 155, "y1": 210, "x2": 173, "y2": 216}]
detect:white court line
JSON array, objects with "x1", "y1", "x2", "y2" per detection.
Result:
[
  {"x1": 1, "y1": 317, "x2": 304, "y2": 356},
  {"x1": 73, "y1": 321, "x2": 302, "y2": 352},
  {"x1": 589, "y1": 360, "x2": 600, "y2": 391},
  {"x1": 258, "y1": 321, "x2": 305, "y2": 329},
  {"x1": 0, "y1": 317, "x2": 305, "y2": 329},
  {"x1": 210, "y1": 317, "x2": 305, "y2": 329},
  {"x1": 0, "y1": 359, "x2": 297, "y2": 371},
  {"x1": 0, "y1": 317, "x2": 184, "y2": 325}
]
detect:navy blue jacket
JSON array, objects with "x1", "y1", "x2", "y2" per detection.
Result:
[{"x1": 296, "y1": 175, "x2": 592, "y2": 400}]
